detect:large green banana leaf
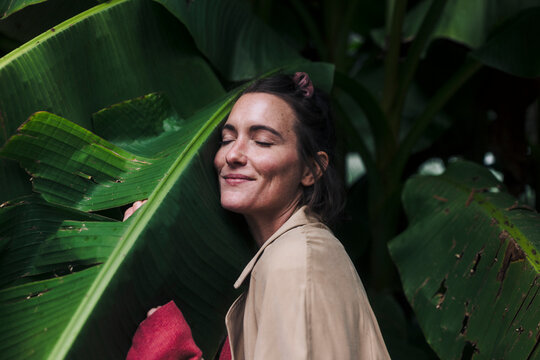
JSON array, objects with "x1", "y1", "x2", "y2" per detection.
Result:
[
  {"x1": 0, "y1": 91, "x2": 253, "y2": 359},
  {"x1": 0, "y1": 0, "x2": 45, "y2": 19},
  {"x1": 0, "y1": 0, "x2": 304, "y2": 204},
  {"x1": 470, "y1": 6, "x2": 540, "y2": 78},
  {"x1": 155, "y1": 0, "x2": 300, "y2": 82},
  {"x1": 389, "y1": 160, "x2": 540, "y2": 359},
  {"x1": 0, "y1": 0, "x2": 226, "y2": 203}
]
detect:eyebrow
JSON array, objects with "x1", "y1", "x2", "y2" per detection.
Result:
[{"x1": 222, "y1": 124, "x2": 284, "y2": 140}]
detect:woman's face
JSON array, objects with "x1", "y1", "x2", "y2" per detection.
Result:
[{"x1": 214, "y1": 93, "x2": 313, "y2": 218}]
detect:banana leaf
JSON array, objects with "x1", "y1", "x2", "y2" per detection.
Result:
[
  {"x1": 0, "y1": 0, "x2": 46, "y2": 19},
  {"x1": 470, "y1": 6, "x2": 540, "y2": 78},
  {"x1": 371, "y1": 0, "x2": 540, "y2": 78},
  {"x1": 389, "y1": 160, "x2": 540, "y2": 359},
  {"x1": 0, "y1": 0, "x2": 99, "y2": 52},
  {"x1": 0, "y1": 0, "x2": 308, "y2": 203},
  {"x1": 0, "y1": 0, "x2": 225, "y2": 203},
  {"x1": 373, "y1": 0, "x2": 539, "y2": 49},
  {"x1": 0, "y1": 91, "x2": 253, "y2": 359},
  {"x1": 155, "y1": 0, "x2": 300, "y2": 82}
]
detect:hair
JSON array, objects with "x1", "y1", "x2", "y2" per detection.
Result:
[{"x1": 240, "y1": 72, "x2": 345, "y2": 225}]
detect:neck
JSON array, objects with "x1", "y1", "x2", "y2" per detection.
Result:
[{"x1": 245, "y1": 203, "x2": 300, "y2": 248}]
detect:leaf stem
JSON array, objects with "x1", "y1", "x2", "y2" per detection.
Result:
[
  {"x1": 326, "y1": 0, "x2": 361, "y2": 70},
  {"x1": 381, "y1": 0, "x2": 408, "y2": 129},
  {"x1": 389, "y1": 0, "x2": 448, "y2": 129},
  {"x1": 393, "y1": 58, "x2": 483, "y2": 177},
  {"x1": 334, "y1": 72, "x2": 396, "y2": 162}
]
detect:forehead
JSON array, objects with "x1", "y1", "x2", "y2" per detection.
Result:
[{"x1": 226, "y1": 93, "x2": 297, "y2": 132}]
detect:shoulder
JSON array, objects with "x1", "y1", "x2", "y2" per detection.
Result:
[
  {"x1": 254, "y1": 221, "x2": 353, "y2": 280},
  {"x1": 251, "y1": 225, "x2": 310, "y2": 281},
  {"x1": 265, "y1": 221, "x2": 340, "y2": 257}
]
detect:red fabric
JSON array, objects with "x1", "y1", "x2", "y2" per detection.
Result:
[
  {"x1": 126, "y1": 301, "x2": 202, "y2": 360},
  {"x1": 218, "y1": 336, "x2": 232, "y2": 360}
]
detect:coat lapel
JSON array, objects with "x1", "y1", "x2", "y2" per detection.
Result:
[{"x1": 233, "y1": 206, "x2": 312, "y2": 289}]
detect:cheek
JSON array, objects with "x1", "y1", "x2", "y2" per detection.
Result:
[{"x1": 259, "y1": 155, "x2": 303, "y2": 184}]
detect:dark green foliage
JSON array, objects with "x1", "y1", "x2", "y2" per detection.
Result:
[
  {"x1": 1, "y1": 0, "x2": 539, "y2": 358},
  {"x1": 390, "y1": 160, "x2": 540, "y2": 359}
]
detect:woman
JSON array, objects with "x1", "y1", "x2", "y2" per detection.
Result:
[{"x1": 127, "y1": 73, "x2": 390, "y2": 359}]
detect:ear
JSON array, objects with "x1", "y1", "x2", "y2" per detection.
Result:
[{"x1": 301, "y1": 151, "x2": 329, "y2": 187}]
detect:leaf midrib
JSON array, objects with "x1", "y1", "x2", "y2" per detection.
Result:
[{"x1": 48, "y1": 92, "x2": 239, "y2": 359}]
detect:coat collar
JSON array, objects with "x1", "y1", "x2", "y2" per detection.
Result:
[{"x1": 233, "y1": 206, "x2": 315, "y2": 289}]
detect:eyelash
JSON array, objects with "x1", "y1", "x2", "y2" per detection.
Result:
[{"x1": 219, "y1": 139, "x2": 273, "y2": 147}]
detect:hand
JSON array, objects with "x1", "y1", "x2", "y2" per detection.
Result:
[
  {"x1": 138, "y1": 305, "x2": 232, "y2": 360},
  {"x1": 147, "y1": 306, "x2": 161, "y2": 317},
  {"x1": 123, "y1": 200, "x2": 148, "y2": 221},
  {"x1": 142, "y1": 306, "x2": 231, "y2": 360}
]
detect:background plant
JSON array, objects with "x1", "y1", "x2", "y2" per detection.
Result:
[{"x1": 0, "y1": 0, "x2": 539, "y2": 358}]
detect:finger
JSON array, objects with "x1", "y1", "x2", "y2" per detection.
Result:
[
  {"x1": 133, "y1": 199, "x2": 148, "y2": 211},
  {"x1": 123, "y1": 208, "x2": 134, "y2": 221},
  {"x1": 147, "y1": 306, "x2": 161, "y2": 317}
]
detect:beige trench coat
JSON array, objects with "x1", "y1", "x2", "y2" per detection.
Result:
[{"x1": 225, "y1": 206, "x2": 390, "y2": 359}]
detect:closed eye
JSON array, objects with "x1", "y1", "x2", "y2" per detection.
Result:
[{"x1": 255, "y1": 141, "x2": 273, "y2": 147}]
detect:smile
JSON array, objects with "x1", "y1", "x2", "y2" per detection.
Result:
[{"x1": 222, "y1": 174, "x2": 255, "y2": 185}]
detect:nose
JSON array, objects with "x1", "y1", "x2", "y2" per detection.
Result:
[{"x1": 225, "y1": 139, "x2": 247, "y2": 166}]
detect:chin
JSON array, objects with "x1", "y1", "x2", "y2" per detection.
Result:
[{"x1": 220, "y1": 196, "x2": 250, "y2": 215}]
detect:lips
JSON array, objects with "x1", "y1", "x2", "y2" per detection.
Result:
[{"x1": 222, "y1": 173, "x2": 255, "y2": 185}]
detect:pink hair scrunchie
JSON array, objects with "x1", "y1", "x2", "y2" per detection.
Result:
[{"x1": 293, "y1": 72, "x2": 314, "y2": 98}]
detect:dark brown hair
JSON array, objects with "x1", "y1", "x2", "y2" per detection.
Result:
[{"x1": 241, "y1": 73, "x2": 345, "y2": 224}]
